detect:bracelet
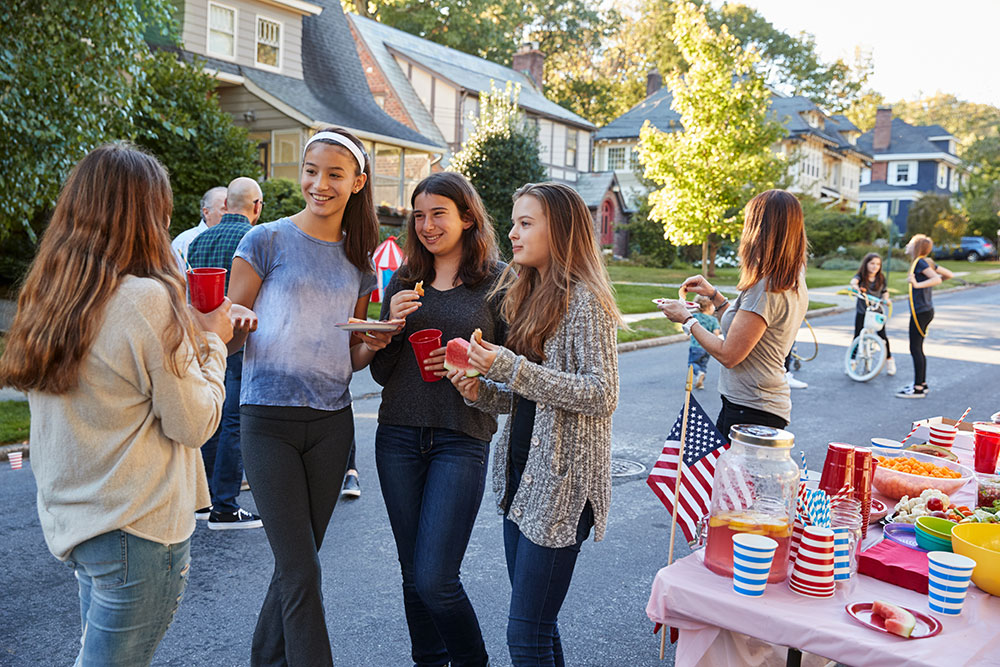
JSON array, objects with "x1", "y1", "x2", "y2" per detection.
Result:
[{"x1": 711, "y1": 287, "x2": 719, "y2": 302}]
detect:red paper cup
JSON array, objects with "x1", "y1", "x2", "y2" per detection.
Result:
[
  {"x1": 409, "y1": 329, "x2": 443, "y2": 383},
  {"x1": 929, "y1": 424, "x2": 958, "y2": 448},
  {"x1": 819, "y1": 443, "x2": 855, "y2": 496},
  {"x1": 852, "y1": 447, "x2": 874, "y2": 538},
  {"x1": 973, "y1": 422, "x2": 1000, "y2": 474},
  {"x1": 187, "y1": 268, "x2": 227, "y2": 313},
  {"x1": 9, "y1": 451, "x2": 22, "y2": 470},
  {"x1": 788, "y1": 521, "x2": 805, "y2": 563}
]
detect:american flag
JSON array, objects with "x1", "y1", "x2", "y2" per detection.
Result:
[{"x1": 646, "y1": 395, "x2": 740, "y2": 544}]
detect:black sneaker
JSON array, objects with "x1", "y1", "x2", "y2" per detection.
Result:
[
  {"x1": 195, "y1": 506, "x2": 212, "y2": 521},
  {"x1": 341, "y1": 472, "x2": 361, "y2": 499},
  {"x1": 208, "y1": 508, "x2": 263, "y2": 530},
  {"x1": 895, "y1": 384, "x2": 928, "y2": 399}
]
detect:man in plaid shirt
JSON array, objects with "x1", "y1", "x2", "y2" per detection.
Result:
[{"x1": 188, "y1": 177, "x2": 263, "y2": 530}]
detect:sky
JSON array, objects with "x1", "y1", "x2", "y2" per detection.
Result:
[{"x1": 727, "y1": 0, "x2": 1000, "y2": 107}]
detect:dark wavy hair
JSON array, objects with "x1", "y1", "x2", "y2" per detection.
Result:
[
  {"x1": 857, "y1": 252, "x2": 886, "y2": 293},
  {"x1": 397, "y1": 172, "x2": 499, "y2": 288}
]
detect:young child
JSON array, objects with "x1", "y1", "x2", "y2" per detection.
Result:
[
  {"x1": 849, "y1": 252, "x2": 894, "y2": 376},
  {"x1": 688, "y1": 295, "x2": 721, "y2": 389},
  {"x1": 227, "y1": 128, "x2": 395, "y2": 665},
  {"x1": 370, "y1": 172, "x2": 505, "y2": 667},
  {"x1": 449, "y1": 182, "x2": 622, "y2": 666},
  {"x1": 0, "y1": 144, "x2": 240, "y2": 665}
]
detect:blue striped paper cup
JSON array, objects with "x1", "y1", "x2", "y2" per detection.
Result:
[
  {"x1": 732, "y1": 534, "x2": 778, "y2": 597},
  {"x1": 927, "y1": 551, "x2": 976, "y2": 615}
]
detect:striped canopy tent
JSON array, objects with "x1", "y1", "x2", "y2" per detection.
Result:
[{"x1": 371, "y1": 236, "x2": 404, "y2": 303}]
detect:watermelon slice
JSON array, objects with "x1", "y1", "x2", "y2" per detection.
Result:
[
  {"x1": 871, "y1": 600, "x2": 917, "y2": 638},
  {"x1": 443, "y1": 337, "x2": 480, "y2": 377}
]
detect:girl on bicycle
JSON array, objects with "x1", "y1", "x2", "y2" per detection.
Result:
[
  {"x1": 449, "y1": 182, "x2": 622, "y2": 666},
  {"x1": 849, "y1": 252, "x2": 894, "y2": 376},
  {"x1": 896, "y1": 234, "x2": 953, "y2": 399}
]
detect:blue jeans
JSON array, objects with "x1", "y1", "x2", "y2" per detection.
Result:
[
  {"x1": 201, "y1": 350, "x2": 243, "y2": 513},
  {"x1": 65, "y1": 531, "x2": 190, "y2": 667},
  {"x1": 504, "y1": 466, "x2": 592, "y2": 667},
  {"x1": 687, "y1": 347, "x2": 710, "y2": 376},
  {"x1": 376, "y1": 424, "x2": 490, "y2": 667}
]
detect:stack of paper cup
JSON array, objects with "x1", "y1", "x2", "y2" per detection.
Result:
[
  {"x1": 788, "y1": 526, "x2": 835, "y2": 598},
  {"x1": 927, "y1": 552, "x2": 977, "y2": 616},
  {"x1": 8, "y1": 451, "x2": 22, "y2": 470},
  {"x1": 731, "y1": 534, "x2": 779, "y2": 597},
  {"x1": 789, "y1": 519, "x2": 806, "y2": 564},
  {"x1": 929, "y1": 423, "x2": 958, "y2": 448},
  {"x1": 832, "y1": 527, "x2": 851, "y2": 581}
]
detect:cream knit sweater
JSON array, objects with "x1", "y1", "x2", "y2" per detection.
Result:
[{"x1": 28, "y1": 276, "x2": 225, "y2": 560}]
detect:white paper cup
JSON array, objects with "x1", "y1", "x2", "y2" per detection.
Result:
[
  {"x1": 732, "y1": 534, "x2": 777, "y2": 597},
  {"x1": 929, "y1": 424, "x2": 958, "y2": 448},
  {"x1": 928, "y1": 551, "x2": 976, "y2": 615}
]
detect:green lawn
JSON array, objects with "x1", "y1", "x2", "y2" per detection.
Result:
[
  {"x1": 618, "y1": 318, "x2": 682, "y2": 343},
  {"x1": 0, "y1": 401, "x2": 30, "y2": 445}
]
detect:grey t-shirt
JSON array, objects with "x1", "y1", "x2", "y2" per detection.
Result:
[
  {"x1": 718, "y1": 277, "x2": 808, "y2": 422},
  {"x1": 235, "y1": 218, "x2": 377, "y2": 411}
]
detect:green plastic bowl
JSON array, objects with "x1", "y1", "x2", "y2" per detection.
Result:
[
  {"x1": 915, "y1": 523, "x2": 954, "y2": 552},
  {"x1": 916, "y1": 516, "x2": 959, "y2": 541}
]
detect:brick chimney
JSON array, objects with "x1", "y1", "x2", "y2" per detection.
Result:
[
  {"x1": 646, "y1": 69, "x2": 662, "y2": 97},
  {"x1": 512, "y1": 42, "x2": 545, "y2": 90},
  {"x1": 873, "y1": 106, "x2": 892, "y2": 152}
]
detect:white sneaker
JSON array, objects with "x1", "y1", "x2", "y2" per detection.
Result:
[
  {"x1": 785, "y1": 372, "x2": 808, "y2": 389},
  {"x1": 695, "y1": 371, "x2": 706, "y2": 389},
  {"x1": 886, "y1": 358, "x2": 896, "y2": 376}
]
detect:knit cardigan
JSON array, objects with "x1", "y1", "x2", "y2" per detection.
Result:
[{"x1": 472, "y1": 285, "x2": 619, "y2": 549}]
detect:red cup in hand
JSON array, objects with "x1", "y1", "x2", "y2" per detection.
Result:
[
  {"x1": 188, "y1": 268, "x2": 227, "y2": 313},
  {"x1": 409, "y1": 329, "x2": 442, "y2": 383}
]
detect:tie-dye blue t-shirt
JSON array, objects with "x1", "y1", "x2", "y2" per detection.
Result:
[{"x1": 235, "y1": 218, "x2": 377, "y2": 411}]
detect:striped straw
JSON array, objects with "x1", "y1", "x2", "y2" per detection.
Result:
[
  {"x1": 955, "y1": 407, "x2": 972, "y2": 429},
  {"x1": 799, "y1": 451, "x2": 808, "y2": 481},
  {"x1": 900, "y1": 424, "x2": 921, "y2": 444}
]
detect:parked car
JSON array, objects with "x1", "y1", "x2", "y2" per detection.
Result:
[{"x1": 932, "y1": 236, "x2": 997, "y2": 262}]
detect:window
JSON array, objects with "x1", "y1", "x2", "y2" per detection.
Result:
[
  {"x1": 629, "y1": 148, "x2": 640, "y2": 170},
  {"x1": 208, "y1": 2, "x2": 236, "y2": 59},
  {"x1": 374, "y1": 144, "x2": 402, "y2": 208},
  {"x1": 403, "y1": 150, "x2": 431, "y2": 205},
  {"x1": 607, "y1": 146, "x2": 625, "y2": 170},
  {"x1": 271, "y1": 129, "x2": 301, "y2": 180},
  {"x1": 860, "y1": 168, "x2": 871, "y2": 186},
  {"x1": 256, "y1": 17, "x2": 281, "y2": 70},
  {"x1": 950, "y1": 168, "x2": 960, "y2": 193},
  {"x1": 565, "y1": 130, "x2": 577, "y2": 168},
  {"x1": 937, "y1": 163, "x2": 947, "y2": 189},
  {"x1": 865, "y1": 202, "x2": 889, "y2": 222},
  {"x1": 890, "y1": 161, "x2": 917, "y2": 185}
]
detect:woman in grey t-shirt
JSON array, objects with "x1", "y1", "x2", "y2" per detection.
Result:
[{"x1": 659, "y1": 190, "x2": 809, "y2": 440}]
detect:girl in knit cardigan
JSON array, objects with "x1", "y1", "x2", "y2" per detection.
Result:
[{"x1": 449, "y1": 182, "x2": 622, "y2": 667}]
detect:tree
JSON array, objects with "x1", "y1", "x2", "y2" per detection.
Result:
[
  {"x1": 799, "y1": 196, "x2": 882, "y2": 256},
  {"x1": 450, "y1": 82, "x2": 546, "y2": 257},
  {"x1": 637, "y1": 2, "x2": 786, "y2": 276},
  {"x1": 907, "y1": 195, "x2": 968, "y2": 245},
  {"x1": 962, "y1": 137, "x2": 1000, "y2": 241},
  {"x1": 259, "y1": 179, "x2": 307, "y2": 224}
]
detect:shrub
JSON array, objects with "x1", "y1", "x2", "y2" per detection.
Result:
[
  {"x1": 799, "y1": 196, "x2": 884, "y2": 256},
  {"x1": 625, "y1": 195, "x2": 677, "y2": 267},
  {"x1": 259, "y1": 179, "x2": 306, "y2": 223},
  {"x1": 906, "y1": 194, "x2": 968, "y2": 244}
]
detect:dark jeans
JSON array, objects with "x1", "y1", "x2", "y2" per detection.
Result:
[
  {"x1": 201, "y1": 350, "x2": 243, "y2": 513},
  {"x1": 241, "y1": 404, "x2": 354, "y2": 667},
  {"x1": 376, "y1": 424, "x2": 490, "y2": 667},
  {"x1": 687, "y1": 347, "x2": 710, "y2": 376},
  {"x1": 909, "y1": 309, "x2": 934, "y2": 386},
  {"x1": 504, "y1": 466, "x2": 592, "y2": 667},
  {"x1": 853, "y1": 311, "x2": 891, "y2": 358},
  {"x1": 716, "y1": 395, "x2": 788, "y2": 443}
]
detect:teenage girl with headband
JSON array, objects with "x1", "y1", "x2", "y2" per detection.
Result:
[
  {"x1": 896, "y1": 233, "x2": 952, "y2": 399},
  {"x1": 228, "y1": 128, "x2": 396, "y2": 665}
]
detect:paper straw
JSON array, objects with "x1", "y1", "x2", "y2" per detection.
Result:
[
  {"x1": 900, "y1": 424, "x2": 920, "y2": 444},
  {"x1": 799, "y1": 451, "x2": 807, "y2": 481},
  {"x1": 955, "y1": 407, "x2": 972, "y2": 429}
]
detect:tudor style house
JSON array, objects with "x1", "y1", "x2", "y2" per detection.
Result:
[
  {"x1": 347, "y1": 15, "x2": 595, "y2": 181},
  {"x1": 593, "y1": 74, "x2": 872, "y2": 213},
  {"x1": 857, "y1": 108, "x2": 963, "y2": 233},
  {"x1": 169, "y1": 0, "x2": 444, "y2": 213}
]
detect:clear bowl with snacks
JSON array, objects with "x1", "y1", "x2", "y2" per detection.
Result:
[{"x1": 872, "y1": 449, "x2": 974, "y2": 500}]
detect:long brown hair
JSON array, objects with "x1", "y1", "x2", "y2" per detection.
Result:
[
  {"x1": 0, "y1": 143, "x2": 202, "y2": 393},
  {"x1": 908, "y1": 233, "x2": 933, "y2": 260},
  {"x1": 303, "y1": 127, "x2": 378, "y2": 274},
  {"x1": 495, "y1": 182, "x2": 623, "y2": 362},
  {"x1": 397, "y1": 172, "x2": 499, "y2": 287},
  {"x1": 857, "y1": 252, "x2": 886, "y2": 293},
  {"x1": 737, "y1": 189, "x2": 808, "y2": 292}
]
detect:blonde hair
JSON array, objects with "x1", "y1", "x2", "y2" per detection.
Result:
[
  {"x1": 494, "y1": 182, "x2": 623, "y2": 363},
  {"x1": 0, "y1": 144, "x2": 203, "y2": 393},
  {"x1": 908, "y1": 233, "x2": 933, "y2": 259},
  {"x1": 695, "y1": 295, "x2": 714, "y2": 312},
  {"x1": 737, "y1": 190, "x2": 808, "y2": 293}
]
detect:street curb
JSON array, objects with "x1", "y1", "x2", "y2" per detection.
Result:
[{"x1": 1, "y1": 441, "x2": 29, "y2": 461}]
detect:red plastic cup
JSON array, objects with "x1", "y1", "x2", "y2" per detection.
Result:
[
  {"x1": 973, "y1": 422, "x2": 1000, "y2": 474},
  {"x1": 819, "y1": 443, "x2": 855, "y2": 497},
  {"x1": 187, "y1": 268, "x2": 227, "y2": 313},
  {"x1": 409, "y1": 329, "x2": 443, "y2": 383},
  {"x1": 852, "y1": 447, "x2": 874, "y2": 538}
]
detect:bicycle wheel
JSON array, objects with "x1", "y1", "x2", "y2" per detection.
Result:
[{"x1": 845, "y1": 333, "x2": 886, "y2": 382}]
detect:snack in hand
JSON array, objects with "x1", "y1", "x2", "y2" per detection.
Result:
[
  {"x1": 443, "y1": 337, "x2": 480, "y2": 377},
  {"x1": 414, "y1": 281, "x2": 424, "y2": 297},
  {"x1": 472, "y1": 328, "x2": 483, "y2": 344}
]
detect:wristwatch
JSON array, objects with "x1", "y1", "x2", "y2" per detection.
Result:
[{"x1": 682, "y1": 316, "x2": 697, "y2": 336}]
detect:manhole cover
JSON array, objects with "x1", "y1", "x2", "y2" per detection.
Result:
[{"x1": 610, "y1": 458, "x2": 646, "y2": 477}]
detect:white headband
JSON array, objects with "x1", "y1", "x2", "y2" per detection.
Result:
[{"x1": 303, "y1": 131, "x2": 367, "y2": 173}]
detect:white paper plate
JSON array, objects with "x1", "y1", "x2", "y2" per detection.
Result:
[
  {"x1": 334, "y1": 320, "x2": 404, "y2": 333},
  {"x1": 652, "y1": 298, "x2": 699, "y2": 312}
]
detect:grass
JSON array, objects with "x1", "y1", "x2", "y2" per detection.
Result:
[
  {"x1": 618, "y1": 318, "x2": 682, "y2": 344},
  {"x1": 0, "y1": 401, "x2": 30, "y2": 445},
  {"x1": 808, "y1": 301, "x2": 834, "y2": 310}
]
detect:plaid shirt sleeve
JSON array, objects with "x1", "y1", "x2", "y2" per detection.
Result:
[{"x1": 187, "y1": 215, "x2": 252, "y2": 292}]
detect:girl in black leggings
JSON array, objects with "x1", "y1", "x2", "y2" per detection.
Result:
[
  {"x1": 896, "y1": 234, "x2": 952, "y2": 399},
  {"x1": 850, "y1": 253, "x2": 894, "y2": 375}
]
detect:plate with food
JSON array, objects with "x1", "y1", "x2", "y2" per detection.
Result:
[
  {"x1": 334, "y1": 319, "x2": 405, "y2": 333},
  {"x1": 845, "y1": 601, "x2": 941, "y2": 639},
  {"x1": 652, "y1": 298, "x2": 700, "y2": 312}
]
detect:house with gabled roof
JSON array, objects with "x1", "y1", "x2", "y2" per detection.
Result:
[
  {"x1": 347, "y1": 16, "x2": 596, "y2": 181},
  {"x1": 857, "y1": 108, "x2": 964, "y2": 233},
  {"x1": 165, "y1": 0, "x2": 445, "y2": 216}
]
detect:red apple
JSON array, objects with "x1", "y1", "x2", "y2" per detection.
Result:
[{"x1": 926, "y1": 497, "x2": 945, "y2": 512}]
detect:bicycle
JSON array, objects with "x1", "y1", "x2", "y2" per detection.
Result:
[{"x1": 844, "y1": 289, "x2": 890, "y2": 382}]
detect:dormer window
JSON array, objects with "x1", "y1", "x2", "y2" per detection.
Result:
[
  {"x1": 806, "y1": 112, "x2": 820, "y2": 128},
  {"x1": 256, "y1": 17, "x2": 282, "y2": 70},
  {"x1": 208, "y1": 2, "x2": 237, "y2": 60}
]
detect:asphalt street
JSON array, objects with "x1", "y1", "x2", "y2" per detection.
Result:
[{"x1": 1, "y1": 283, "x2": 998, "y2": 666}]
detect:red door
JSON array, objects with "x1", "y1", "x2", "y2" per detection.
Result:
[{"x1": 601, "y1": 200, "x2": 614, "y2": 246}]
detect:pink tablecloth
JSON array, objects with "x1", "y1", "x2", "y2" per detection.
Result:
[{"x1": 647, "y1": 445, "x2": 1000, "y2": 667}]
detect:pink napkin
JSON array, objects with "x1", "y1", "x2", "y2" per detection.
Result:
[{"x1": 858, "y1": 539, "x2": 929, "y2": 594}]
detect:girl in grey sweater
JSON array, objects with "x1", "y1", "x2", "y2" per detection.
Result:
[{"x1": 450, "y1": 182, "x2": 622, "y2": 667}]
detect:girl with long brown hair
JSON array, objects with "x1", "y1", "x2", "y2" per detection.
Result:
[
  {"x1": 659, "y1": 189, "x2": 809, "y2": 439},
  {"x1": 0, "y1": 143, "x2": 235, "y2": 665},
  {"x1": 849, "y1": 252, "x2": 895, "y2": 375},
  {"x1": 370, "y1": 171, "x2": 504, "y2": 667},
  {"x1": 449, "y1": 181, "x2": 621, "y2": 666},
  {"x1": 226, "y1": 127, "x2": 394, "y2": 666}
]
